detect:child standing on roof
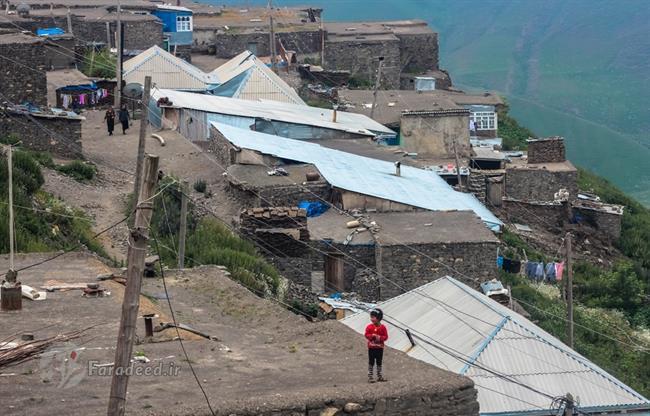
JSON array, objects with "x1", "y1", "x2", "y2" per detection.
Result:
[{"x1": 365, "y1": 308, "x2": 388, "y2": 383}]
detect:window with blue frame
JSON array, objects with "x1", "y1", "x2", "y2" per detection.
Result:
[{"x1": 176, "y1": 15, "x2": 192, "y2": 32}]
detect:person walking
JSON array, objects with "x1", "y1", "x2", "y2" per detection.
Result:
[
  {"x1": 118, "y1": 105, "x2": 130, "y2": 135},
  {"x1": 104, "y1": 107, "x2": 116, "y2": 136},
  {"x1": 365, "y1": 308, "x2": 388, "y2": 383}
]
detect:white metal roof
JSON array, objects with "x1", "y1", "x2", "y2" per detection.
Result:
[
  {"x1": 154, "y1": 88, "x2": 396, "y2": 137},
  {"x1": 123, "y1": 46, "x2": 218, "y2": 91},
  {"x1": 211, "y1": 122, "x2": 502, "y2": 231},
  {"x1": 341, "y1": 276, "x2": 650, "y2": 415},
  {"x1": 155, "y1": 4, "x2": 193, "y2": 12},
  {"x1": 210, "y1": 51, "x2": 306, "y2": 105}
]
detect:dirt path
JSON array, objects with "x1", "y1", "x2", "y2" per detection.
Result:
[{"x1": 43, "y1": 109, "x2": 239, "y2": 261}]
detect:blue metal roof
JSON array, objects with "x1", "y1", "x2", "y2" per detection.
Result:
[{"x1": 212, "y1": 122, "x2": 503, "y2": 232}]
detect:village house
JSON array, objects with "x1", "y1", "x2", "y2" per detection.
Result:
[
  {"x1": 343, "y1": 276, "x2": 650, "y2": 415},
  {"x1": 323, "y1": 20, "x2": 445, "y2": 90},
  {"x1": 192, "y1": 6, "x2": 323, "y2": 58},
  {"x1": 151, "y1": 88, "x2": 396, "y2": 142},
  {"x1": 151, "y1": 4, "x2": 194, "y2": 61},
  {"x1": 0, "y1": 32, "x2": 48, "y2": 107}
]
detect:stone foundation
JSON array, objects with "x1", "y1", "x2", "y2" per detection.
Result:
[
  {"x1": 527, "y1": 136, "x2": 566, "y2": 163},
  {"x1": 503, "y1": 198, "x2": 569, "y2": 230},
  {"x1": 0, "y1": 110, "x2": 82, "y2": 158},
  {"x1": 571, "y1": 202, "x2": 623, "y2": 241}
]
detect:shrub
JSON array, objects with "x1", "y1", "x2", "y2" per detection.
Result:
[
  {"x1": 193, "y1": 179, "x2": 207, "y2": 193},
  {"x1": 82, "y1": 49, "x2": 116, "y2": 79},
  {"x1": 57, "y1": 160, "x2": 96, "y2": 181}
]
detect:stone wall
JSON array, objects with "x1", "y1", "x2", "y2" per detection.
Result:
[
  {"x1": 400, "y1": 110, "x2": 471, "y2": 157},
  {"x1": 572, "y1": 206, "x2": 622, "y2": 241},
  {"x1": 527, "y1": 137, "x2": 566, "y2": 163},
  {"x1": 0, "y1": 37, "x2": 47, "y2": 107},
  {"x1": 193, "y1": 28, "x2": 215, "y2": 53},
  {"x1": 324, "y1": 37, "x2": 401, "y2": 89},
  {"x1": 73, "y1": 18, "x2": 163, "y2": 50},
  {"x1": 215, "y1": 30, "x2": 321, "y2": 58},
  {"x1": 505, "y1": 166, "x2": 578, "y2": 201},
  {"x1": 397, "y1": 32, "x2": 439, "y2": 73},
  {"x1": 503, "y1": 199, "x2": 569, "y2": 230},
  {"x1": 221, "y1": 384, "x2": 479, "y2": 415},
  {"x1": 0, "y1": 110, "x2": 82, "y2": 158},
  {"x1": 377, "y1": 241, "x2": 498, "y2": 300},
  {"x1": 43, "y1": 36, "x2": 77, "y2": 69}
]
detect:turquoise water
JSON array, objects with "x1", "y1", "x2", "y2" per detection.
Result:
[{"x1": 204, "y1": 0, "x2": 650, "y2": 204}]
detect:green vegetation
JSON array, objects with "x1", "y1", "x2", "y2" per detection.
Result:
[
  {"x1": 347, "y1": 75, "x2": 374, "y2": 89},
  {"x1": 498, "y1": 105, "x2": 536, "y2": 150},
  {"x1": 0, "y1": 146, "x2": 106, "y2": 256},
  {"x1": 82, "y1": 49, "x2": 116, "y2": 79},
  {"x1": 149, "y1": 177, "x2": 283, "y2": 297},
  {"x1": 56, "y1": 160, "x2": 96, "y2": 181}
]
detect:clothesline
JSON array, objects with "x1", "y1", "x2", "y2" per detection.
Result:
[{"x1": 60, "y1": 88, "x2": 109, "y2": 109}]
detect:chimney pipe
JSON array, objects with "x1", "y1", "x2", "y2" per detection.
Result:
[
  {"x1": 394, "y1": 161, "x2": 401, "y2": 177},
  {"x1": 332, "y1": 103, "x2": 339, "y2": 123}
]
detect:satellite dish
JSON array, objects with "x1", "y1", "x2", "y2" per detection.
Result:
[
  {"x1": 17, "y1": 3, "x2": 30, "y2": 17},
  {"x1": 124, "y1": 83, "x2": 144, "y2": 99}
]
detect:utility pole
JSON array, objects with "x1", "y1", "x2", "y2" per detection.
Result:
[
  {"x1": 566, "y1": 232, "x2": 574, "y2": 348},
  {"x1": 452, "y1": 139, "x2": 463, "y2": 191},
  {"x1": 319, "y1": 14, "x2": 325, "y2": 66},
  {"x1": 133, "y1": 76, "x2": 152, "y2": 203},
  {"x1": 115, "y1": 0, "x2": 123, "y2": 108},
  {"x1": 1, "y1": 145, "x2": 21, "y2": 311},
  {"x1": 563, "y1": 393, "x2": 575, "y2": 416},
  {"x1": 369, "y1": 56, "x2": 384, "y2": 120},
  {"x1": 66, "y1": 8, "x2": 73, "y2": 35},
  {"x1": 108, "y1": 154, "x2": 160, "y2": 416},
  {"x1": 177, "y1": 180, "x2": 188, "y2": 269},
  {"x1": 268, "y1": 0, "x2": 277, "y2": 72}
]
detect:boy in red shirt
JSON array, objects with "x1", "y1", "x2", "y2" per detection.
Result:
[{"x1": 365, "y1": 309, "x2": 388, "y2": 383}]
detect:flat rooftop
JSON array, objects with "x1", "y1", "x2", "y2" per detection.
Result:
[
  {"x1": 0, "y1": 252, "x2": 470, "y2": 415},
  {"x1": 27, "y1": 8, "x2": 160, "y2": 21},
  {"x1": 194, "y1": 6, "x2": 320, "y2": 31},
  {"x1": 8, "y1": 0, "x2": 155, "y2": 9},
  {"x1": 325, "y1": 20, "x2": 434, "y2": 36},
  {"x1": 226, "y1": 163, "x2": 325, "y2": 188},
  {"x1": 339, "y1": 89, "x2": 504, "y2": 125},
  {"x1": 0, "y1": 32, "x2": 42, "y2": 45},
  {"x1": 309, "y1": 210, "x2": 498, "y2": 245},
  {"x1": 507, "y1": 157, "x2": 577, "y2": 173}
]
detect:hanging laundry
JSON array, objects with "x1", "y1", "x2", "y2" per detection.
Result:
[
  {"x1": 61, "y1": 94, "x2": 70, "y2": 109},
  {"x1": 535, "y1": 263, "x2": 544, "y2": 281},
  {"x1": 555, "y1": 262, "x2": 565, "y2": 281},
  {"x1": 502, "y1": 258, "x2": 512, "y2": 273},
  {"x1": 79, "y1": 94, "x2": 85, "y2": 105},
  {"x1": 545, "y1": 263, "x2": 556, "y2": 282},
  {"x1": 526, "y1": 262, "x2": 536, "y2": 279},
  {"x1": 496, "y1": 256, "x2": 504, "y2": 269},
  {"x1": 511, "y1": 260, "x2": 522, "y2": 274}
]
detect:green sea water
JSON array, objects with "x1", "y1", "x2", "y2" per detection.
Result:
[{"x1": 207, "y1": 0, "x2": 650, "y2": 204}]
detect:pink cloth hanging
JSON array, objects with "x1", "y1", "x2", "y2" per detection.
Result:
[{"x1": 555, "y1": 262, "x2": 565, "y2": 281}]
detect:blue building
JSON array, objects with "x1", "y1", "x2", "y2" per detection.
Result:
[{"x1": 151, "y1": 5, "x2": 193, "y2": 50}]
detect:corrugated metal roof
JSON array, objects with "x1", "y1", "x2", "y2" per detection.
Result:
[
  {"x1": 155, "y1": 4, "x2": 192, "y2": 12},
  {"x1": 341, "y1": 276, "x2": 650, "y2": 415},
  {"x1": 211, "y1": 122, "x2": 502, "y2": 231},
  {"x1": 123, "y1": 46, "x2": 219, "y2": 91},
  {"x1": 153, "y1": 88, "x2": 396, "y2": 137},
  {"x1": 209, "y1": 51, "x2": 305, "y2": 105}
]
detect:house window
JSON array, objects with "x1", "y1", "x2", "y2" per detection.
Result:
[
  {"x1": 176, "y1": 15, "x2": 192, "y2": 32},
  {"x1": 471, "y1": 111, "x2": 497, "y2": 130}
]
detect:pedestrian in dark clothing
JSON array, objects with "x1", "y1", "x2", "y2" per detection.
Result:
[
  {"x1": 365, "y1": 308, "x2": 388, "y2": 383},
  {"x1": 104, "y1": 107, "x2": 116, "y2": 136},
  {"x1": 118, "y1": 105, "x2": 130, "y2": 135}
]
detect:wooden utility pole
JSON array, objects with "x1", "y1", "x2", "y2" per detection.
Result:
[
  {"x1": 1, "y1": 145, "x2": 21, "y2": 311},
  {"x1": 369, "y1": 57, "x2": 384, "y2": 120},
  {"x1": 452, "y1": 140, "x2": 463, "y2": 191},
  {"x1": 177, "y1": 180, "x2": 188, "y2": 269},
  {"x1": 566, "y1": 232, "x2": 574, "y2": 348},
  {"x1": 115, "y1": 0, "x2": 123, "y2": 107},
  {"x1": 268, "y1": 0, "x2": 277, "y2": 72},
  {"x1": 108, "y1": 154, "x2": 160, "y2": 416},
  {"x1": 319, "y1": 14, "x2": 325, "y2": 66},
  {"x1": 133, "y1": 76, "x2": 152, "y2": 203}
]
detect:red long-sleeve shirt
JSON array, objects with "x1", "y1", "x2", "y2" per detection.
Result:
[{"x1": 365, "y1": 323, "x2": 388, "y2": 349}]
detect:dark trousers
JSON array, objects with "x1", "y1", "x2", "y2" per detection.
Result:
[{"x1": 368, "y1": 348, "x2": 383, "y2": 368}]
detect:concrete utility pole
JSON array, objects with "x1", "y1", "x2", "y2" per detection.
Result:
[
  {"x1": 66, "y1": 8, "x2": 73, "y2": 35},
  {"x1": 319, "y1": 14, "x2": 325, "y2": 66},
  {"x1": 115, "y1": 0, "x2": 123, "y2": 107},
  {"x1": 108, "y1": 154, "x2": 160, "y2": 416},
  {"x1": 370, "y1": 56, "x2": 384, "y2": 120},
  {"x1": 566, "y1": 232, "x2": 574, "y2": 348},
  {"x1": 133, "y1": 76, "x2": 152, "y2": 203},
  {"x1": 1, "y1": 145, "x2": 21, "y2": 311},
  {"x1": 177, "y1": 180, "x2": 188, "y2": 269},
  {"x1": 268, "y1": 0, "x2": 277, "y2": 72}
]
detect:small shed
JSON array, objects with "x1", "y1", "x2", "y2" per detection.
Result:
[{"x1": 152, "y1": 5, "x2": 193, "y2": 47}]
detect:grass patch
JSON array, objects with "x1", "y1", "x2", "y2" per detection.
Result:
[
  {"x1": 56, "y1": 160, "x2": 96, "y2": 181},
  {"x1": 498, "y1": 104, "x2": 536, "y2": 150}
]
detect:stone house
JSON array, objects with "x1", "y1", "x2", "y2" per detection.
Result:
[
  {"x1": 571, "y1": 199, "x2": 624, "y2": 241},
  {"x1": 323, "y1": 20, "x2": 441, "y2": 89},
  {"x1": 0, "y1": 107, "x2": 83, "y2": 157},
  {"x1": 400, "y1": 108, "x2": 471, "y2": 158},
  {"x1": 0, "y1": 32, "x2": 48, "y2": 107}
]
